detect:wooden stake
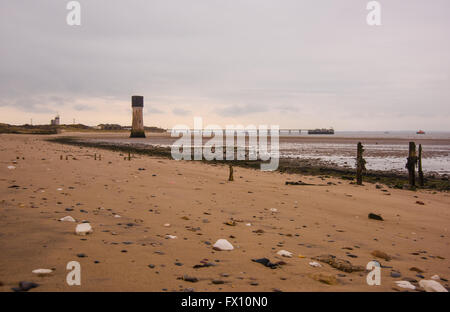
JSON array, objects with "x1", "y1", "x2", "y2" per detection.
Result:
[
  {"x1": 128, "y1": 152, "x2": 131, "y2": 161},
  {"x1": 94, "y1": 153, "x2": 97, "y2": 160},
  {"x1": 406, "y1": 142, "x2": 417, "y2": 187},
  {"x1": 418, "y1": 144, "x2": 424, "y2": 187},
  {"x1": 356, "y1": 142, "x2": 366, "y2": 185},
  {"x1": 228, "y1": 164, "x2": 234, "y2": 182}
]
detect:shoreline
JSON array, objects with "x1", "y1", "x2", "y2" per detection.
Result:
[{"x1": 47, "y1": 136, "x2": 450, "y2": 191}]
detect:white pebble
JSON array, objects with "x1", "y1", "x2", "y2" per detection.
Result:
[
  {"x1": 59, "y1": 216, "x2": 75, "y2": 222},
  {"x1": 419, "y1": 280, "x2": 448, "y2": 292},
  {"x1": 277, "y1": 250, "x2": 293, "y2": 258},
  {"x1": 75, "y1": 223, "x2": 93, "y2": 235},
  {"x1": 395, "y1": 281, "x2": 416, "y2": 290},
  {"x1": 213, "y1": 239, "x2": 234, "y2": 251},
  {"x1": 32, "y1": 269, "x2": 53, "y2": 276}
]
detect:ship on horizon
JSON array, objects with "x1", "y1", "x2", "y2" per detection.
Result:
[
  {"x1": 416, "y1": 130, "x2": 426, "y2": 134},
  {"x1": 308, "y1": 128, "x2": 335, "y2": 135}
]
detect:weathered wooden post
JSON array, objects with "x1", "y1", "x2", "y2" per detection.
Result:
[
  {"x1": 60, "y1": 155, "x2": 63, "y2": 160},
  {"x1": 94, "y1": 153, "x2": 97, "y2": 160},
  {"x1": 128, "y1": 152, "x2": 131, "y2": 161},
  {"x1": 228, "y1": 164, "x2": 234, "y2": 182},
  {"x1": 406, "y1": 142, "x2": 417, "y2": 187},
  {"x1": 418, "y1": 144, "x2": 424, "y2": 187},
  {"x1": 356, "y1": 142, "x2": 366, "y2": 185}
]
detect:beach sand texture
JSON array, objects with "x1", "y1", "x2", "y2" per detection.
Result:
[{"x1": 0, "y1": 134, "x2": 449, "y2": 292}]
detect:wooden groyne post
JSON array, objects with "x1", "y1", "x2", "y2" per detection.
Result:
[
  {"x1": 418, "y1": 144, "x2": 424, "y2": 187},
  {"x1": 406, "y1": 142, "x2": 417, "y2": 187},
  {"x1": 228, "y1": 164, "x2": 234, "y2": 182},
  {"x1": 356, "y1": 142, "x2": 366, "y2": 185}
]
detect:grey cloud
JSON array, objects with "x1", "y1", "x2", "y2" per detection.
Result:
[
  {"x1": 172, "y1": 108, "x2": 191, "y2": 116},
  {"x1": 0, "y1": 0, "x2": 449, "y2": 129}
]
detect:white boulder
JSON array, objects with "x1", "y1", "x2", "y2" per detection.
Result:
[
  {"x1": 395, "y1": 281, "x2": 416, "y2": 290},
  {"x1": 75, "y1": 223, "x2": 93, "y2": 235},
  {"x1": 213, "y1": 239, "x2": 234, "y2": 251},
  {"x1": 59, "y1": 216, "x2": 75, "y2": 222},
  {"x1": 419, "y1": 280, "x2": 448, "y2": 292}
]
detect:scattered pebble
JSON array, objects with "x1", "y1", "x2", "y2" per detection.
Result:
[
  {"x1": 213, "y1": 239, "x2": 234, "y2": 251},
  {"x1": 419, "y1": 280, "x2": 448, "y2": 292}
]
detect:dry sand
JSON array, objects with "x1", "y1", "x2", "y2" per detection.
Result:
[{"x1": 0, "y1": 133, "x2": 449, "y2": 292}]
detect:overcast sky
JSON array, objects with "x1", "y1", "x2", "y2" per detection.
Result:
[{"x1": 0, "y1": 0, "x2": 449, "y2": 130}]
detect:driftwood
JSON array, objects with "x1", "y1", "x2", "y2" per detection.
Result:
[{"x1": 285, "y1": 181, "x2": 314, "y2": 186}]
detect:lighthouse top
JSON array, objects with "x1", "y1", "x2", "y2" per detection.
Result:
[{"x1": 131, "y1": 95, "x2": 144, "y2": 107}]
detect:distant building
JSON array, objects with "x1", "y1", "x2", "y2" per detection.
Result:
[
  {"x1": 50, "y1": 115, "x2": 60, "y2": 126},
  {"x1": 98, "y1": 124, "x2": 122, "y2": 130}
]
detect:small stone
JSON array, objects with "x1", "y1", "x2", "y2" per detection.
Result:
[
  {"x1": 75, "y1": 223, "x2": 93, "y2": 236},
  {"x1": 419, "y1": 280, "x2": 448, "y2": 292},
  {"x1": 309, "y1": 261, "x2": 322, "y2": 267},
  {"x1": 311, "y1": 273, "x2": 338, "y2": 285},
  {"x1": 391, "y1": 271, "x2": 402, "y2": 278},
  {"x1": 409, "y1": 267, "x2": 424, "y2": 273},
  {"x1": 12, "y1": 281, "x2": 39, "y2": 292},
  {"x1": 213, "y1": 239, "x2": 234, "y2": 251},
  {"x1": 59, "y1": 216, "x2": 75, "y2": 222},
  {"x1": 276, "y1": 250, "x2": 293, "y2": 258},
  {"x1": 395, "y1": 281, "x2": 416, "y2": 290},
  {"x1": 32, "y1": 269, "x2": 53, "y2": 276},
  {"x1": 368, "y1": 213, "x2": 383, "y2": 221},
  {"x1": 371, "y1": 250, "x2": 391, "y2": 261},
  {"x1": 182, "y1": 275, "x2": 198, "y2": 283}
]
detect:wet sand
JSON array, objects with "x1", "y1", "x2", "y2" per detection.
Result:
[{"x1": 0, "y1": 133, "x2": 449, "y2": 292}]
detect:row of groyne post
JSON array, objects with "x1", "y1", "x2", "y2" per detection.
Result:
[{"x1": 356, "y1": 141, "x2": 424, "y2": 187}]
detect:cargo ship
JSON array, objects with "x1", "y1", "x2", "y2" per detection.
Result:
[
  {"x1": 416, "y1": 130, "x2": 425, "y2": 134},
  {"x1": 308, "y1": 128, "x2": 335, "y2": 135}
]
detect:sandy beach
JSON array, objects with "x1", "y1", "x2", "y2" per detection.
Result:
[{"x1": 0, "y1": 133, "x2": 449, "y2": 292}]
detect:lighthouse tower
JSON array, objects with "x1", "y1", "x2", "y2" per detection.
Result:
[{"x1": 130, "y1": 95, "x2": 145, "y2": 138}]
